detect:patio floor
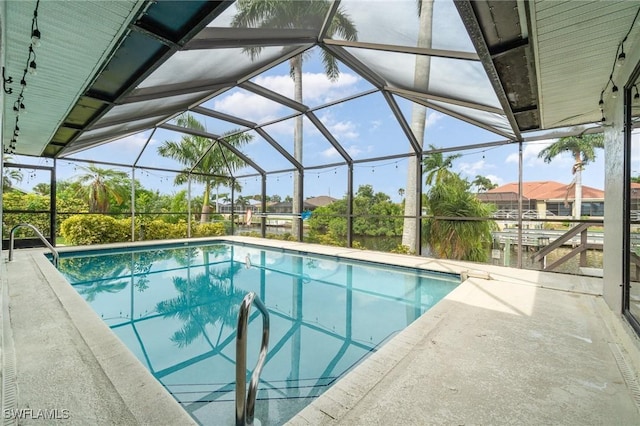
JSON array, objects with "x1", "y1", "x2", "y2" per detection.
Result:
[{"x1": 2, "y1": 236, "x2": 639, "y2": 425}]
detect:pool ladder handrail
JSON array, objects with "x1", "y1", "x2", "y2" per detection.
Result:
[
  {"x1": 236, "y1": 292, "x2": 270, "y2": 426},
  {"x1": 8, "y1": 223, "x2": 59, "y2": 267}
]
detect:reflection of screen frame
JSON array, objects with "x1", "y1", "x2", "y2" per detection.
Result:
[{"x1": 623, "y1": 59, "x2": 640, "y2": 335}]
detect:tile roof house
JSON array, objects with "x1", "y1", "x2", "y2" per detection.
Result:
[
  {"x1": 268, "y1": 196, "x2": 338, "y2": 214},
  {"x1": 477, "y1": 181, "x2": 605, "y2": 219}
]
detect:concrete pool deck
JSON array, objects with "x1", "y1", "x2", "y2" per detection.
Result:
[{"x1": 2, "y1": 236, "x2": 640, "y2": 425}]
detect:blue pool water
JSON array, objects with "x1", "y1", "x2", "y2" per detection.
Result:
[{"x1": 56, "y1": 241, "x2": 459, "y2": 425}]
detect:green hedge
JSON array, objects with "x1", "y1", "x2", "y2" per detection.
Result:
[
  {"x1": 60, "y1": 215, "x2": 227, "y2": 246},
  {"x1": 60, "y1": 215, "x2": 129, "y2": 245},
  {"x1": 192, "y1": 222, "x2": 226, "y2": 237}
]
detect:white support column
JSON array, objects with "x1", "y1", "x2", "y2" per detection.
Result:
[
  {"x1": 603, "y1": 37, "x2": 640, "y2": 313},
  {"x1": 603, "y1": 100, "x2": 624, "y2": 313}
]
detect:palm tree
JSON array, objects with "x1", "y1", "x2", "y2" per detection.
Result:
[
  {"x1": 472, "y1": 175, "x2": 498, "y2": 192},
  {"x1": 157, "y1": 113, "x2": 252, "y2": 223},
  {"x1": 2, "y1": 154, "x2": 23, "y2": 192},
  {"x1": 155, "y1": 266, "x2": 246, "y2": 348},
  {"x1": 537, "y1": 133, "x2": 604, "y2": 219},
  {"x1": 59, "y1": 254, "x2": 130, "y2": 302},
  {"x1": 422, "y1": 145, "x2": 461, "y2": 186},
  {"x1": 425, "y1": 173, "x2": 496, "y2": 262},
  {"x1": 236, "y1": 195, "x2": 250, "y2": 210},
  {"x1": 402, "y1": 0, "x2": 435, "y2": 250},
  {"x1": 232, "y1": 0, "x2": 357, "y2": 237},
  {"x1": 33, "y1": 182, "x2": 50, "y2": 195},
  {"x1": 74, "y1": 164, "x2": 129, "y2": 213}
]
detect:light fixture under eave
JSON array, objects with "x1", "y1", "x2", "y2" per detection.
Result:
[
  {"x1": 634, "y1": 86, "x2": 640, "y2": 103},
  {"x1": 27, "y1": 46, "x2": 37, "y2": 75},
  {"x1": 2, "y1": 67, "x2": 13, "y2": 94},
  {"x1": 31, "y1": 28, "x2": 41, "y2": 48},
  {"x1": 31, "y1": 0, "x2": 41, "y2": 47},
  {"x1": 617, "y1": 44, "x2": 626, "y2": 66}
]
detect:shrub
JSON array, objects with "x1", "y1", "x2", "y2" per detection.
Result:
[
  {"x1": 61, "y1": 215, "x2": 230, "y2": 246},
  {"x1": 142, "y1": 220, "x2": 186, "y2": 240},
  {"x1": 193, "y1": 222, "x2": 226, "y2": 237},
  {"x1": 390, "y1": 244, "x2": 413, "y2": 255},
  {"x1": 306, "y1": 231, "x2": 343, "y2": 247},
  {"x1": 237, "y1": 231, "x2": 298, "y2": 241},
  {"x1": 60, "y1": 215, "x2": 129, "y2": 245}
]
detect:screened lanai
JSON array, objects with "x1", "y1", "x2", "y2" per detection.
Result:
[{"x1": 2, "y1": 1, "x2": 640, "y2": 333}]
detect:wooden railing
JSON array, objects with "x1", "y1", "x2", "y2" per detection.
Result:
[{"x1": 532, "y1": 222, "x2": 602, "y2": 271}]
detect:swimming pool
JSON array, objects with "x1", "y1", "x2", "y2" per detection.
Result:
[{"x1": 56, "y1": 240, "x2": 459, "y2": 425}]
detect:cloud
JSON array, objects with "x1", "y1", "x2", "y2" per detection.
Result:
[
  {"x1": 254, "y1": 72, "x2": 361, "y2": 105},
  {"x1": 213, "y1": 91, "x2": 283, "y2": 123},
  {"x1": 484, "y1": 174, "x2": 503, "y2": 186},
  {"x1": 212, "y1": 72, "x2": 361, "y2": 133},
  {"x1": 329, "y1": 120, "x2": 359, "y2": 140},
  {"x1": 120, "y1": 133, "x2": 156, "y2": 151},
  {"x1": 458, "y1": 159, "x2": 492, "y2": 176},
  {"x1": 426, "y1": 111, "x2": 444, "y2": 128},
  {"x1": 505, "y1": 140, "x2": 564, "y2": 166},
  {"x1": 321, "y1": 144, "x2": 372, "y2": 159},
  {"x1": 317, "y1": 110, "x2": 359, "y2": 140},
  {"x1": 304, "y1": 73, "x2": 361, "y2": 103},
  {"x1": 321, "y1": 147, "x2": 340, "y2": 158}
]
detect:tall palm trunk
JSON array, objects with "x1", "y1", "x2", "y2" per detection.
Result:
[
  {"x1": 402, "y1": 0, "x2": 434, "y2": 250},
  {"x1": 201, "y1": 181, "x2": 211, "y2": 223},
  {"x1": 574, "y1": 152, "x2": 582, "y2": 219},
  {"x1": 292, "y1": 55, "x2": 303, "y2": 237},
  {"x1": 215, "y1": 185, "x2": 220, "y2": 213}
]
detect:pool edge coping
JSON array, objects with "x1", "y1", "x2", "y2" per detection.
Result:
[{"x1": 27, "y1": 249, "x2": 198, "y2": 426}]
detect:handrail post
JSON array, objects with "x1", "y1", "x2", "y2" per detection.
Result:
[
  {"x1": 236, "y1": 292, "x2": 269, "y2": 426},
  {"x1": 8, "y1": 223, "x2": 59, "y2": 267}
]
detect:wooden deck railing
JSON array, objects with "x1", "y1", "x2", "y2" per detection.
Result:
[{"x1": 532, "y1": 222, "x2": 602, "y2": 271}]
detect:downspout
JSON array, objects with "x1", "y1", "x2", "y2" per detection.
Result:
[
  {"x1": 231, "y1": 179, "x2": 235, "y2": 236},
  {"x1": 187, "y1": 175, "x2": 191, "y2": 238},
  {"x1": 131, "y1": 167, "x2": 135, "y2": 241},
  {"x1": 415, "y1": 153, "x2": 423, "y2": 255},
  {"x1": 261, "y1": 174, "x2": 266, "y2": 238},
  {"x1": 517, "y1": 141, "x2": 523, "y2": 268},
  {"x1": 0, "y1": 0, "x2": 7, "y2": 255},
  {"x1": 296, "y1": 172, "x2": 303, "y2": 241},
  {"x1": 51, "y1": 159, "x2": 57, "y2": 246},
  {"x1": 347, "y1": 165, "x2": 353, "y2": 247}
]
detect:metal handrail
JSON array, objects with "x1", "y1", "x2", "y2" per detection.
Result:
[
  {"x1": 8, "y1": 223, "x2": 59, "y2": 267},
  {"x1": 235, "y1": 292, "x2": 270, "y2": 426}
]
